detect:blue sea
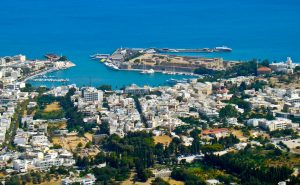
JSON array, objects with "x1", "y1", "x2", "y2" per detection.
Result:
[{"x1": 0, "y1": 0, "x2": 300, "y2": 88}]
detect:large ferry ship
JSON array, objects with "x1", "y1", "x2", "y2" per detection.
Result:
[
  {"x1": 214, "y1": 46, "x2": 232, "y2": 52},
  {"x1": 104, "y1": 62, "x2": 119, "y2": 70}
]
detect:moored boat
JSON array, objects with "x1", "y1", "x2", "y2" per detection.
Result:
[
  {"x1": 140, "y1": 69, "x2": 155, "y2": 74},
  {"x1": 214, "y1": 46, "x2": 232, "y2": 52}
]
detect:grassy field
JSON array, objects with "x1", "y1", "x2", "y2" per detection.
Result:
[
  {"x1": 121, "y1": 173, "x2": 183, "y2": 185},
  {"x1": 26, "y1": 180, "x2": 61, "y2": 185},
  {"x1": 84, "y1": 132, "x2": 93, "y2": 142},
  {"x1": 153, "y1": 135, "x2": 172, "y2": 146},
  {"x1": 269, "y1": 153, "x2": 300, "y2": 168},
  {"x1": 38, "y1": 180, "x2": 61, "y2": 185},
  {"x1": 122, "y1": 177, "x2": 183, "y2": 185},
  {"x1": 52, "y1": 136, "x2": 88, "y2": 151},
  {"x1": 48, "y1": 121, "x2": 67, "y2": 130},
  {"x1": 162, "y1": 178, "x2": 184, "y2": 185},
  {"x1": 231, "y1": 130, "x2": 248, "y2": 142},
  {"x1": 0, "y1": 172, "x2": 5, "y2": 178},
  {"x1": 44, "y1": 102, "x2": 61, "y2": 112}
]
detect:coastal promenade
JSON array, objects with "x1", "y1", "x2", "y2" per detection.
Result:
[
  {"x1": 21, "y1": 68, "x2": 57, "y2": 82},
  {"x1": 0, "y1": 54, "x2": 76, "y2": 86}
]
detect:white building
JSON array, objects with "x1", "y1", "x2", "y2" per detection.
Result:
[
  {"x1": 124, "y1": 84, "x2": 150, "y2": 95},
  {"x1": 13, "y1": 159, "x2": 28, "y2": 173},
  {"x1": 33, "y1": 157, "x2": 64, "y2": 170},
  {"x1": 246, "y1": 118, "x2": 266, "y2": 127},
  {"x1": 82, "y1": 87, "x2": 103, "y2": 103},
  {"x1": 61, "y1": 174, "x2": 96, "y2": 185},
  {"x1": 260, "y1": 118, "x2": 298, "y2": 131},
  {"x1": 269, "y1": 57, "x2": 297, "y2": 74}
]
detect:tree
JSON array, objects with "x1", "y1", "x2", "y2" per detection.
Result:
[
  {"x1": 201, "y1": 144, "x2": 224, "y2": 154},
  {"x1": 97, "y1": 85, "x2": 112, "y2": 91},
  {"x1": 52, "y1": 144, "x2": 62, "y2": 149},
  {"x1": 136, "y1": 168, "x2": 153, "y2": 182},
  {"x1": 58, "y1": 56, "x2": 68, "y2": 61},
  {"x1": 215, "y1": 134, "x2": 240, "y2": 148},
  {"x1": 251, "y1": 80, "x2": 266, "y2": 91},
  {"x1": 204, "y1": 153, "x2": 293, "y2": 184},
  {"x1": 85, "y1": 141, "x2": 92, "y2": 148},
  {"x1": 94, "y1": 152, "x2": 106, "y2": 165},
  {"x1": 76, "y1": 156, "x2": 90, "y2": 168},
  {"x1": 190, "y1": 129, "x2": 201, "y2": 139},
  {"x1": 155, "y1": 143, "x2": 165, "y2": 164},
  {"x1": 191, "y1": 137, "x2": 201, "y2": 154},
  {"x1": 70, "y1": 182, "x2": 81, "y2": 185},
  {"x1": 99, "y1": 121, "x2": 110, "y2": 135},
  {"x1": 93, "y1": 167, "x2": 117, "y2": 183},
  {"x1": 261, "y1": 59, "x2": 270, "y2": 67},
  {"x1": 227, "y1": 95, "x2": 251, "y2": 112},
  {"x1": 77, "y1": 142, "x2": 83, "y2": 148},
  {"x1": 219, "y1": 105, "x2": 239, "y2": 119},
  {"x1": 5, "y1": 175, "x2": 21, "y2": 185},
  {"x1": 151, "y1": 177, "x2": 170, "y2": 185},
  {"x1": 294, "y1": 66, "x2": 300, "y2": 73},
  {"x1": 266, "y1": 109, "x2": 275, "y2": 120},
  {"x1": 239, "y1": 81, "x2": 247, "y2": 92},
  {"x1": 171, "y1": 168, "x2": 206, "y2": 185}
]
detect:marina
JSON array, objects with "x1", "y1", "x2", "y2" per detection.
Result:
[{"x1": 32, "y1": 78, "x2": 70, "y2": 82}]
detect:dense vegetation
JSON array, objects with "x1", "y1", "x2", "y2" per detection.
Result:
[
  {"x1": 31, "y1": 89, "x2": 96, "y2": 135},
  {"x1": 60, "y1": 88, "x2": 97, "y2": 135},
  {"x1": 97, "y1": 84, "x2": 112, "y2": 91},
  {"x1": 220, "y1": 104, "x2": 239, "y2": 117},
  {"x1": 269, "y1": 129, "x2": 299, "y2": 139},
  {"x1": 204, "y1": 151, "x2": 293, "y2": 185},
  {"x1": 195, "y1": 60, "x2": 259, "y2": 79},
  {"x1": 151, "y1": 178, "x2": 170, "y2": 185}
]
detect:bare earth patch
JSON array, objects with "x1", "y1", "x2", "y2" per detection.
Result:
[
  {"x1": 39, "y1": 180, "x2": 61, "y2": 185},
  {"x1": 153, "y1": 135, "x2": 172, "y2": 146},
  {"x1": 52, "y1": 136, "x2": 88, "y2": 151},
  {"x1": 84, "y1": 132, "x2": 93, "y2": 142},
  {"x1": 121, "y1": 174, "x2": 183, "y2": 185},
  {"x1": 44, "y1": 102, "x2": 61, "y2": 112},
  {"x1": 231, "y1": 130, "x2": 248, "y2": 142}
]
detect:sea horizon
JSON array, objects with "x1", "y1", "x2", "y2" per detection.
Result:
[{"x1": 1, "y1": 0, "x2": 300, "y2": 87}]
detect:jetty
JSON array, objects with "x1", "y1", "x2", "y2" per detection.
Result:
[
  {"x1": 158, "y1": 46, "x2": 232, "y2": 53},
  {"x1": 91, "y1": 46, "x2": 232, "y2": 61},
  {"x1": 90, "y1": 47, "x2": 237, "y2": 76}
]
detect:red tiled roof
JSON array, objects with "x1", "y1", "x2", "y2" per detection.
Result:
[{"x1": 257, "y1": 67, "x2": 271, "y2": 72}]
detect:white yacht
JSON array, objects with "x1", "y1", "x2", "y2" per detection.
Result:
[
  {"x1": 214, "y1": 46, "x2": 232, "y2": 52},
  {"x1": 140, "y1": 69, "x2": 155, "y2": 74},
  {"x1": 104, "y1": 62, "x2": 119, "y2": 70}
]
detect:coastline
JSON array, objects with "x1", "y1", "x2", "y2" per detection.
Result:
[
  {"x1": 21, "y1": 61, "x2": 76, "y2": 83},
  {"x1": 93, "y1": 48, "x2": 238, "y2": 77},
  {"x1": 114, "y1": 67, "x2": 202, "y2": 77}
]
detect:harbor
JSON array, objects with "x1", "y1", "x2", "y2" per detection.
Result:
[
  {"x1": 90, "y1": 47, "x2": 237, "y2": 77},
  {"x1": 18, "y1": 54, "x2": 76, "y2": 84},
  {"x1": 26, "y1": 48, "x2": 234, "y2": 89}
]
